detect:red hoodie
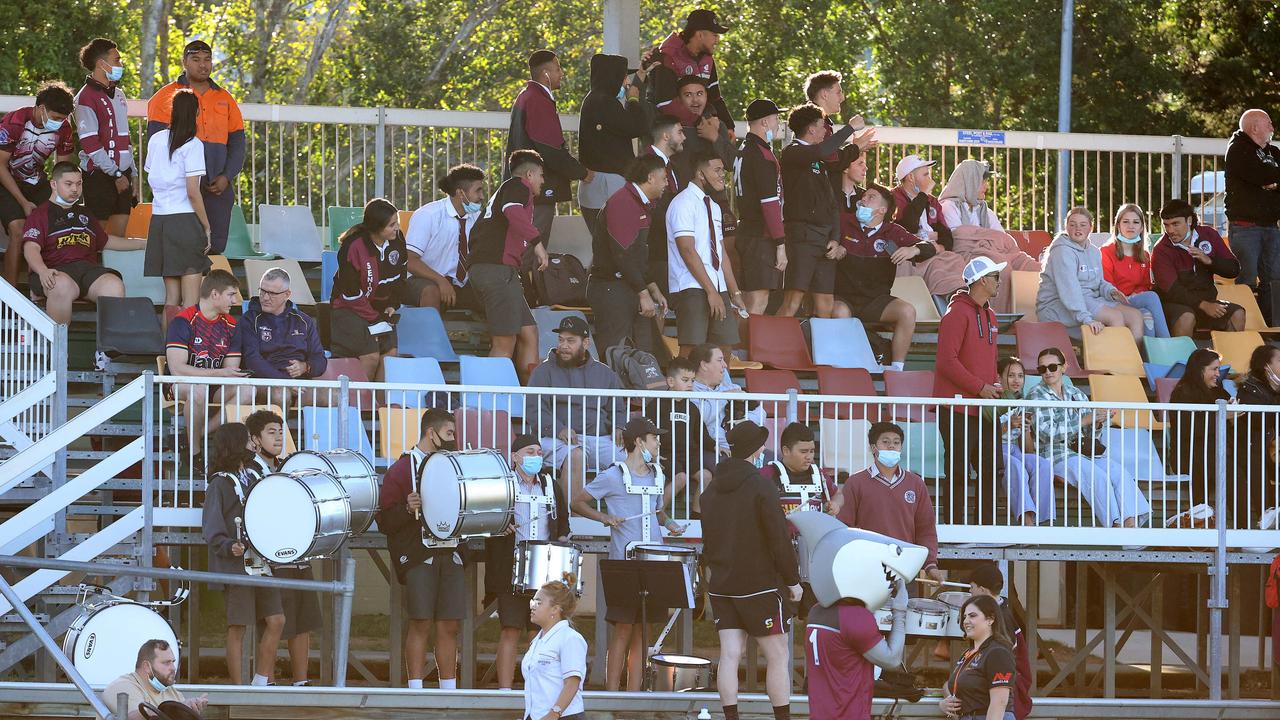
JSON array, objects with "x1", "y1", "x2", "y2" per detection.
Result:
[{"x1": 933, "y1": 289, "x2": 998, "y2": 414}]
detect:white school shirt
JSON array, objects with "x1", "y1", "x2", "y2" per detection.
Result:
[
  {"x1": 521, "y1": 619, "x2": 587, "y2": 719},
  {"x1": 404, "y1": 196, "x2": 478, "y2": 286},
  {"x1": 666, "y1": 183, "x2": 727, "y2": 294},
  {"x1": 941, "y1": 198, "x2": 1005, "y2": 232},
  {"x1": 144, "y1": 130, "x2": 206, "y2": 215}
]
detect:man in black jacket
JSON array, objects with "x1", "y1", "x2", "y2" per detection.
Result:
[
  {"x1": 1224, "y1": 109, "x2": 1280, "y2": 323},
  {"x1": 734, "y1": 99, "x2": 787, "y2": 314},
  {"x1": 701, "y1": 421, "x2": 802, "y2": 720},
  {"x1": 579, "y1": 53, "x2": 652, "y2": 221}
]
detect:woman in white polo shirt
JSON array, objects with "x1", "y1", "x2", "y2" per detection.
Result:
[
  {"x1": 522, "y1": 581, "x2": 587, "y2": 720},
  {"x1": 143, "y1": 89, "x2": 210, "y2": 307}
]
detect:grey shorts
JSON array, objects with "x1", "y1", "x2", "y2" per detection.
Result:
[
  {"x1": 736, "y1": 232, "x2": 783, "y2": 292},
  {"x1": 329, "y1": 306, "x2": 396, "y2": 357},
  {"x1": 540, "y1": 433, "x2": 621, "y2": 472},
  {"x1": 273, "y1": 565, "x2": 323, "y2": 639},
  {"x1": 405, "y1": 554, "x2": 466, "y2": 621},
  {"x1": 497, "y1": 589, "x2": 536, "y2": 630},
  {"x1": 672, "y1": 288, "x2": 741, "y2": 346},
  {"x1": 144, "y1": 212, "x2": 211, "y2": 278},
  {"x1": 468, "y1": 262, "x2": 535, "y2": 337},
  {"x1": 784, "y1": 222, "x2": 836, "y2": 294},
  {"x1": 225, "y1": 582, "x2": 284, "y2": 627}
]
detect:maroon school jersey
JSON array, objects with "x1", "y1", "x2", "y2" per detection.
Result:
[
  {"x1": 21, "y1": 201, "x2": 108, "y2": 267},
  {"x1": 805, "y1": 603, "x2": 883, "y2": 720},
  {"x1": 0, "y1": 107, "x2": 75, "y2": 184}
]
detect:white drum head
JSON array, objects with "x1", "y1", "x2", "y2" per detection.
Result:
[
  {"x1": 244, "y1": 475, "x2": 319, "y2": 562},
  {"x1": 420, "y1": 455, "x2": 463, "y2": 539},
  {"x1": 67, "y1": 603, "x2": 178, "y2": 686},
  {"x1": 280, "y1": 451, "x2": 334, "y2": 474}
]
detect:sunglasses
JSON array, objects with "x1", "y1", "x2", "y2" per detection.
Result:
[{"x1": 1036, "y1": 363, "x2": 1062, "y2": 375}]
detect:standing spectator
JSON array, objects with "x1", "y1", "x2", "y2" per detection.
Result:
[
  {"x1": 238, "y1": 267, "x2": 327, "y2": 383},
  {"x1": 1152, "y1": 199, "x2": 1243, "y2": 337},
  {"x1": 1234, "y1": 345, "x2": 1280, "y2": 526},
  {"x1": 165, "y1": 270, "x2": 247, "y2": 448},
  {"x1": 587, "y1": 154, "x2": 669, "y2": 354},
  {"x1": 650, "y1": 9, "x2": 734, "y2": 126},
  {"x1": 934, "y1": 256, "x2": 1004, "y2": 524},
  {"x1": 802, "y1": 71, "x2": 876, "y2": 189},
  {"x1": 146, "y1": 40, "x2": 245, "y2": 255},
  {"x1": 1036, "y1": 207, "x2": 1146, "y2": 342},
  {"x1": 990, "y1": 357, "x2": 1056, "y2": 527},
  {"x1": 641, "y1": 114, "x2": 686, "y2": 302},
  {"x1": 1225, "y1": 109, "x2": 1280, "y2": 324},
  {"x1": 776, "y1": 103, "x2": 859, "y2": 318},
  {"x1": 0, "y1": 81, "x2": 75, "y2": 284},
  {"x1": 733, "y1": 99, "x2": 787, "y2": 315},
  {"x1": 939, "y1": 595, "x2": 1016, "y2": 720},
  {"x1": 667, "y1": 152, "x2": 743, "y2": 357},
  {"x1": 892, "y1": 154, "x2": 952, "y2": 249},
  {"x1": 839, "y1": 147, "x2": 868, "y2": 211},
  {"x1": 578, "y1": 54, "x2": 651, "y2": 220},
  {"x1": 668, "y1": 76, "x2": 735, "y2": 189},
  {"x1": 506, "y1": 50, "x2": 591, "y2": 244},
  {"x1": 967, "y1": 563, "x2": 1033, "y2": 720},
  {"x1": 74, "y1": 38, "x2": 135, "y2": 237},
  {"x1": 404, "y1": 164, "x2": 486, "y2": 310},
  {"x1": 468, "y1": 149, "x2": 548, "y2": 382},
  {"x1": 1167, "y1": 348, "x2": 1233, "y2": 510},
  {"x1": 1099, "y1": 203, "x2": 1171, "y2": 338},
  {"x1": 329, "y1": 198, "x2": 408, "y2": 380},
  {"x1": 522, "y1": 582, "x2": 588, "y2": 720},
  {"x1": 143, "y1": 89, "x2": 211, "y2": 307}
]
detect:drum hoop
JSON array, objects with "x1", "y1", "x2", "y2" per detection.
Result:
[{"x1": 245, "y1": 474, "x2": 350, "y2": 559}]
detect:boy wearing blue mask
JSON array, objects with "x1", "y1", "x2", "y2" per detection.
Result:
[
  {"x1": 403, "y1": 163, "x2": 487, "y2": 311},
  {"x1": 733, "y1": 98, "x2": 787, "y2": 314},
  {"x1": 74, "y1": 38, "x2": 135, "y2": 239},
  {"x1": 835, "y1": 421, "x2": 942, "y2": 583}
]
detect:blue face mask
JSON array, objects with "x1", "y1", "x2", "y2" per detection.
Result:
[
  {"x1": 1118, "y1": 232, "x2": 1142, "y2": 245},
  {"x1": 106, "y1": 65, "x2": 124, "y2": 82},
  {"x1": 462, "y1": 201, "x2": 482, "y2": 214},
  {"x1": 855, "y1": 205, "x2": 875, "y2": 225},
  {"x1": 764, "y1": 129, "x2": 774, "y2": 143},
  {"x1": 149, "y1": 674, "x2": 169, "y2": 692},
  {"x1": 617, "y1": 86, "x2": 627, "y2": 102},
  {"x1": 519, "y1": 455, "x2": 542, "y2": 475},
  {"x1": 42, "y1": 116, "x2": 63, "y2": 132},
  {"x1": 753, "y1": 453, "x2": 765, "y2": 469},
  {"x1": 877, "y1": 449, "x2": 902, "y2": 467},
  {"x1": 641, "y1": 447, "x2": 654, "y2": 464}
]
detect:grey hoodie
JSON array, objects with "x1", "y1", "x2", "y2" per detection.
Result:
[
  {"x1": 525, "y1": 353, "x2": 625, "y2": 438},
  {"x1": 1035, "y1": 232, "x2": 1118, "y2": 325}
]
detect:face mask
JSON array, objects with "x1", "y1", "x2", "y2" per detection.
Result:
[
  {"x1": 1118, "y1": 232, "x2": 1142, "y2": 245},
  {"x1": 753, "y1": 453, "x2": 765, "y2": 469},
  {"x1": 764, "y1": 129, "x2": 774, "y2": 143},
  {"x1": 432, "y1": 431, "x2": 456, "y2": 452},
  {"x1": 641, "y1": 447, "x2": 654, "y2": 464},
  {"x1": 462, "y1": 201, "x2": 482, "y2": 214},
  {"x1": 106, "y1": 65, "x2": 124, "y2": 82},
  {"x1": 617, "y1": 87, "x2": 627, "y2": 102},
  {"x1": 42, "y1": 115, "x2": 63, "y2": 132},
  {"x1": 855, "y1": 205, "x2": 875, "y2": 225},
  {"x1": 877, "y1": 449, "x2": 902, "y2": 467},
  {"x1": 520, "y1": 455, "x2": 543, "y2": 475},
  {"x1": 53, "y1": 193, "x2": 75, "y2": 207},
  {"x1": 148, "y1": 673, "x2": 169, "y2": 691}
]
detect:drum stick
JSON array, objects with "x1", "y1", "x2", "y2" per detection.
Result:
[{"x1": 916, "y1": 578, "x2": 969, "y2": 589}]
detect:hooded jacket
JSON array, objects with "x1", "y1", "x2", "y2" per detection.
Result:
[
  {"x1": 239, "y1": 298, "x2": 327, "y2": 379},
  {"x1": 1036, "y1": 232, "x2": 1119, "y2": 325},
  {"x1": 505, "y1": 81, "x2": 587, "y2": 205},
  {"x1": 700, "y1": 457, "x2": 800, "y2": 595},
  {"x1": 579, "y1": 54, "x2": 650, "y2": 175},
  {"x1": 651, "y1": 31, "x2": 733, "y2": 125},
  {"x1": 1151, "y1": 225, "x2": 1239, "y2": 309},
  {"x1": 525, "y1": 354, "x2": 625, "y2": 438},
  {"x1": 1224, "y1": 129, "x2": 1280, "y2": 225},
  {"x1": 934, "y1": 289, "x2": 999, "y2": 413}
]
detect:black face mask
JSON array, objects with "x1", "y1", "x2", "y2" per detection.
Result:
[{"x1": 433, "y1": 431, "x2": 457, "y2": 452}]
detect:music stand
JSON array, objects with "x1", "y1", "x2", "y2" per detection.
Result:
[{"x1": 599, "y1": 560, "x2": 693, "y2": 690}]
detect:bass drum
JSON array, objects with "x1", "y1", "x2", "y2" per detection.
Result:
[
  {"x1": 280, "y1": 449, "x2": 379, "y2": 534},
  {"x1": 513, "y1": 541, "x2": 584, "y2": 595},
  {"x1": 244, "y1": 471, "x2": 350, "y2": 563},
  {"x1": 64, "y1": 599, "x2": 178, "y2": 686},
  {"x1": 419, "y1": 449, "x2": 515, "y2": 541}
]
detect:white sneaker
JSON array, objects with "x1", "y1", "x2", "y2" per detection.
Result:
[{"x1": 94, "y1": 351, "x2": 110, "y2": 371}]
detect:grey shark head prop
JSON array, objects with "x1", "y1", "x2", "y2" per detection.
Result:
[{"x1": 789, "y1": 510, "x2": 929, "y2": 610}]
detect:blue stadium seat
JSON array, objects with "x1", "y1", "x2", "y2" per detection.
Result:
[
  {"x1": 459, "y1": 355, "x2": 523, "y2": 418},
  {"x1": 258, "y1": 204, "x2": 324, "y2": 261},
  {"x1": 809, "y1": 317, "x2": 883, "y2": 372},
  {"x1": 102, "y1": 250, "x2": 166, "y2": 304},
  {"x1": 320, "y1": 251, "x2": 337, "y2": 303},
  {"x1": 395, "y1": 306, "x2": 459, "y2": 361},
  {"x1": 382, "y1": 356, "x2": 447, "y2": 409},
  {"x1": 301, "y1": 406, "x2": 375, "y2": 462},
  {"x1": 531, "y1": 307, "x2": 597, "y2": 361}
]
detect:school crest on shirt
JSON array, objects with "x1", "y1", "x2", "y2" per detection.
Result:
[
  {"x1": 928, "y1": 207, "x2": 938, "y2": 221},
  {"x1": 873, "y1": 239, "x2": 887, "y2": 254},
  {"x1": 1198, "y1": 240, "x2": 1212, "y2": 254},
  {"x1": 903, "y1": 490, "x2": 917, "y2": 504},
  {"x1": 388, "y1": 249, "x2": 401, "y2": 265},
  {"x1": 79, "y1": 214, "x2": 89, "y2": 225},
  {"x1": 684, "y1": 64, "x2": 694, "y2": 74},
  {"x1": 259, "y1": 327, "x2": 273, "y2": 342}
]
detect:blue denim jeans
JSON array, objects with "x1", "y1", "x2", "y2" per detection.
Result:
[
  {"x1": 1125, "y1": 290, "x2": 1171, "y2": 337},
  {"x1": 1227, "y1": 223, "x2": 1280, "y2": 323}
]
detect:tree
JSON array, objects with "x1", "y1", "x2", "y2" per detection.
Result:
[{"x1": 1169, "y1": 1, "x2": 1280, "y2": 137}]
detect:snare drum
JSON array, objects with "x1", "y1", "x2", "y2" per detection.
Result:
[
  {"x1": 514, "y1": 541, "x2": 584, "y2": 595},
  {"x1": 64, "y1": 599, "x2": 178, "y2": 686},
  {"x1": 650, "y1": 654, "x2": 713, "y2": 692},
  {"x1": 280, "y1": 449, "x2": 379, "y2": 534},
  {"x1": 629, "y1": 544, "x2": 700, "y2": 591},
  {"x1": 419, "y1": 449, "x2": 515, "y2": 540},
  {"x1": 905, "y1": 598, "x2": 951, "y2": 637},
  {"x1": 244, "y1": 471, "x2": 350, "y2": 563},
  {"x1": 936, "y1": 591, "x2": 971, "y2": 639}
]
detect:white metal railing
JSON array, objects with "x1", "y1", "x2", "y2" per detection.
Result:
[
  {"x1": 0, "y1": 95, "x2": 1229, "y2": 235},
  {"x1": 0, "y1": 278, "x2": 64, "y2": 481},
  {"x1": 149, "y1": 375, "x2": 1276, "y2": 550}
]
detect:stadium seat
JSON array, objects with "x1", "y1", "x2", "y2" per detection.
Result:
[
  {"x1": 320, "y1": 251, "x2": 337, "y2": 303},
  {"x1": 1081, "y1": 326, "x2": 1144, "y2": 376},
  {"x1": 747, "y1": 315, "x2": 817, "y2": 371},
  {"x1": 398, "y1": 210, "x2": 414, "y2": 236},
  {"x1": 816, "y1": 367, "x2": 878, "y2": 419},
  {"x1": 1010, "y1": 270, "x2": 1040, "y2": 322},
  {"x1": 222, "y1": 404, "x2": 296, "y2": 454},
  {"x1": 818, "y1": 417, "x2": 873, "y2": 476},
  {"x1": 1211, "y1": 330, "x2": 1264, "y2": 376},
  {"x1": 532, "y1": 307, "x2": 597, "y2": 361},
  {"x1": 1143, "y1": 335, "x2": 1196, "y2": 367},
  {"x1": 258, "y1": 204, "x2": 323, "y2": 261},
  {"x1": 900, "y1": 421, "x2": 946, "y2": 479},
  {"x1": 396, "y1": 306, "x2": 460, "y2": 361},
  {"x1": 124, "y1": 203, "x2": 152, "y2": 240},
  {"x1": 455, "y1": 407, "x2": 512, "y2": 455},
  {"x1": 96, "y1": 297, "x2": 164, "y2": 357},
  {"x1": 809, "y1": 317, "x2": 882, "y2": 372},
  {"x1": 883, "y1": 369, "x2": 937, "y2": 421},
  {"x1": 1155, "y1": 377, "x2": 1178, "y2": 404},
  {"x1": 547, "y1": 214, "x2": 593, "y2": 269},
  {"x1": 744, "y1": 369, "x2": 801, "y2": 418},
  {"x1": 377, "y1": 406, "x2": 422, "y2": 462},
  {"x1": 314, "y1": 357, "x2": 375, "y2": 409},
  {"x1": 223, "y1": 204, "x2": 267, "y2": 260},
  {"x1": 243, "y1": 258, "x2": 316, "y2": 306},
  {"x1": 301, "y1": 406, "x2": 375, "y2": 462},
  {"x1": 1215, "y1": 283, "x2": 1279, "y2": 331},
  {"x1": 326, "y1": 206, "x2": 364, "y2": 251},
  {"x1": 1088, "y1": 374, "x2": 1162, "y2": 430},
  {"x1": 1023, "y1": 230, "x2": 1053, "y2": 259},
  {"x1": 890, "y1": 275, "x2": 942, "y2": 323},
  {"x1": 459, "y1": 355, "x2": 523, "y2": 418},
  {"x1": 208, "y1": 254, "x2": 234, "y2": 277},
  {"x1": 1013, "y1": 320, "x2": 1086, "y2": 378},
  {"x1": 382, "y1": 356, "x2": 447, "y2": 409},
  {"x1": 102, "y1": 250, "x2": 166, "y2": 304}
]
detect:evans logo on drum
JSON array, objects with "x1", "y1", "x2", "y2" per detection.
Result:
[
  {"x1": 275, "y1": 547, "x2": 298, "y2": 559},
  {"x1": 84, "y1": 633, "x2": 96, "y2": 659}
]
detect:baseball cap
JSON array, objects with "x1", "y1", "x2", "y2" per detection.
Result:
[
  {"x1": 622, "y1": 417, "x2": 668, "y2": 445},
  {"x1": 895, "y1": 154, "x2": 936, "y2": 182},
  {"x1": 962, "y1": 256, "x2": 1007, "y2": 285},
  {"x1": 727, "y1": 420, "x2": 769, "y2": 459},
  {"x1": 967, "y1": 563, "x2": 1005, "y2": 594},
  {"x1": 511, "y1": 434, "x2": 541, "y2": 454},
  {"x1": 745, "y1": 99, "x2": 784, "y2": 122},
  {"x1": 685, "y1": 9, "x2": 730, "y2": 34},
  {"x1": 554, "y1": 316, "x2": 590, "y2": 337},
  {"x1": 183, "y1": 40, "x2": 212, "y2": 57}
]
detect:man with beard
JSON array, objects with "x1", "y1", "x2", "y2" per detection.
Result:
[
  {"x1": 101, "y1": 639, "x2": 207, "y2": 719},
  {"x1": 650, "y1": 9, "x2": 734, "y2": 126},
  {"x1": 526, "y1": 316, "x2": 625, "y2": 489},
  {"x1": 640, "y1": 114, "x2": 686, "y2": 303}
]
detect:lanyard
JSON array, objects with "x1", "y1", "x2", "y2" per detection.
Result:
[
  {"x1": 618, "y1": 461, "x2": 664, "y2": 546},
  {"x1": 950, "y1": 644, "x2": 984, "y2": 698}
]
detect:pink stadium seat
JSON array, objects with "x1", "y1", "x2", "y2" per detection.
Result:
[
  {"x1": 816, "y1": 367, "x2": 879, "y2": 419},
  {"x1": 882, "y1": 369, "x2": 937, "y2": 421},
  {"x1": 747, "y1": 315, "x2": 817, "y2": 371},
  {"x1": 1014, "y1": 320, "x2": 1087, "y2": 378},
  {"x1": 745, "y1": 368, "x2": 801, "y2": 418}
]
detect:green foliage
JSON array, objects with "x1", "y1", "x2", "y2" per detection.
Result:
[{"x1": 1169, "y1": 1, "x2": 1280, "y2": 137}]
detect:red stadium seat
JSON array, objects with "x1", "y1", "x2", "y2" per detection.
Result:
[
  {"x1": 745, "y1": 368, "x2": 801, "y2": 418},
  {"x1": 816, "y1": 367, "x2": 878, "y2": 419},
  {"x1": 314, "y1": 357, "x2": 375, "y2": 409},
  {"x1": 455, "y1": 408, "x2": 512, "y2": 456},
  {"x1": 1014, "y1": 320, "x2": 1087, "y2": 378},
  {"x1": 882, "y1": 369, "x2": 937, "y2": 421},
  {"x1": 747, "y1": 315, "x2": 817, "y2": 371}
]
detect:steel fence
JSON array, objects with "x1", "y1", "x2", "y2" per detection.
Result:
[{"x1": 0, "y1": 276, "x2": 65, "y2": 487}]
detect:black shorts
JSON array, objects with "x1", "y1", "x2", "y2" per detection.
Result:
[
  {"x1": 840, "y1": 293, "x2": 898, "y2": 323},
  {"x1": 272, "y1": 565, "x2": 323, "y2": 639},
  {"x1": 82, "y1": 170, "x2": 134, "y2": 221},
  {"x1": 404, "y1": 554, "x2": 466, "y2": 621},
  {"x1": 28, "y1": 260, "x2": 120, "y2": 299},
  {"x1": 329, "y1": 306, "x2": 397, "y2": 358},
  {"x1": 709, "y1": 589, "x2": 790, "y2": 637},
  {"x1": 0, "y1": 181, "x2": 50, "y2": 227},
  {"x1": 469, "y1": 262, "x2": 535, "y2": 337},
  {"x1": 497, "y1": 588, "x2": 536, "y2": 630},
  {"x1": 783, "y1": 222, "x2": 836, "y2": 294},
  {"x1": 736, "y1": 232, "x2": 783, "y2": 292},
  {"x1": 1164, "y1": 300, "x2": 1244, "y2": 332},
  {"x1": 672, "y1": 288, "x2": 741, "y2": 346}
]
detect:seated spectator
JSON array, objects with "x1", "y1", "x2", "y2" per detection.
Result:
[
  {"x1": 759, "y1": 422, "x2": 838, "y2": 516},
  {"x1": 578, "y1": 53, "x2": 650, "y2": 219},
  {"x1": 1153, "y1": 199, "x2": 1244, "y2": 337},
  {"x1": 835, "y1": 421, "x2": 943, "y2": 583},
  {"x1": 468, "y1": 149, "x2": 547, "y2": 382},
  {"x1": 940, "y1": 159, "x2": 1007, "y2": 232},
  {"x1": 21, "y1": 162, "x2": 141, "y2": 326},
  {"x1": 1234, "y1": 344, "x2": 1280, "y2": 526},
  {"x1": 526, "y1": 316, "x2": 623, "y2": 490},
  {"x1": 330, "y1": 198, "x2": 408, "y2": 380},
  {"x1": 238, "y1": 266, "x2": 327, "y2": 396},
  {"x1": 833, "y1": 182, "x2": 934, "y2": 371},
  {"x1": 642, "y1": 356, "x2": 717, "y2": 517},
  {"x1": 989, "y1": 356, "x2": 1055, "y2": 526},
  {"x1": 0, "y1": 80, "x2": 75, "y2": 285},
  {"x1": 166, "y1": 269, "x2": 248, "y2": 450},
  {"x1": 892, "y1": 154, "x2": 953, "y2": 250},
  {"x1": 1099, "y1": 203, "x2": 1170, "y2": 338},
  {"x1": 404, "y1": 163, "x2": 486, "y2": 310},
  {"x1": 1036, "y1": 207, "x2": 1145, "y2": 342},
  {"x1": 143, "y1": 89, "x2": 211, "y2": 307},
  {"x1": 101, "y1": 639, "x2": 207, "y2": 720},
  {"x1": 1168, "y1": 348, "x2": 1234, "y2": 511},
  {"x1": 1026, "y1": 347, "x2": 1149, "y2": 528},
  {"x1": 688, "y1": 343, "x2": 760, "y2": 455}
]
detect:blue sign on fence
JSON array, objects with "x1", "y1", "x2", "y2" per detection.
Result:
[{"x1": 958, "y1": 130, "x2": 1007, "y2": 146}]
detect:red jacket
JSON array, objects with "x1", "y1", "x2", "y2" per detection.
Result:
[
  {"x1": 1098, "y1": 243, "x2": 1153, "y2": 296},
  {"x1": 933, "y1": 290, "x2": 999, "y2": 414}
]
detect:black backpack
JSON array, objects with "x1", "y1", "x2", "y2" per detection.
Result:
[
  {"x1": 605, "y1": 340, "x2": 666, "y2": 391},
  {"x1": 530, "y1": 253, "x2": 589, "y2": 306}
]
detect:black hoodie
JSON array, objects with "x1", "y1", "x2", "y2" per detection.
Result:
[
  {"x1": 1225, "y1": 129, "x2": 1280, "y2": 225},
  {"x1": 700, "y1": 457, "x2": 801, "y2": 595},
  {"x1": 579, "y1": 54, "x2": 650, "y2": 175}
]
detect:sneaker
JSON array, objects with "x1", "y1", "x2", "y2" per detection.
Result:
[{"x1": 94, "y1": 351, "x2": 110, "y2": 371}]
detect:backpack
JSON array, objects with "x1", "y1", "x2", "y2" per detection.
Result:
[
  {"x1": 530, "y1": 253, "x2": 589, "y2": 306},
  {"x1": 605, "y1": 340, "x2": 666, "y2": 390}
]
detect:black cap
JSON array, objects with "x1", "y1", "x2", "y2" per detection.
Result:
[
  {"x1": 675, "y1": 74, "x2": 708, "y2": 92},
  {"x1": 685, "y1": 8, "x2": 730, "y2": 34},
  {"x1": 967, "y1": 562, "x2": 1005, "y2": 594},
  {"x1": 183, "y1": 40, "x2": 212, "y2": 57},
  {"x1": 727, "y1": 420, "x2": 769, "y2": 459},
  {"x1": 622, "y1": 417, "x2": 668, "y2": 445},
  {"x1": 512, "y1": 434, "x2": 541, "y2": 454},
  {"x1": 554, "y1": 315, "x2": 590, "y2": 337},
  {"x1": 746, "y1": 99, "x2": 783, "y2": 122}
]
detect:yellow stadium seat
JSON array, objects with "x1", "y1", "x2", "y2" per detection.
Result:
[
  {"x1": 1087, "y1": 374, "x2": 1162, "y2": 430},
  {"x1": 1214, "y1": 283, "x2": 1279, "y2": 331},
  {"x1": 1211, "y1": 330, "x2": 1265, "y2": 377},
  {"x1": 207, "y1": 255, "x2": 241, "y2": 300},
  {"x1": 378, "y1": 406, "x2": 422, "y2": 461},
  {"x1": 1081, "y1": 326, "x2": 1145, "y2": 376},
  {"x1": 890, "y1": 275, "x2": 942, "y2": 323},
  {"x1": 399, "y1": 210, "x2": 414, "y2": 236},
  {"x1": 221, "y1": 404, "x2": 296, "y2": 454},
  {"x1": 1011, "y1": 270, "x2": 1039, "y2": 321}
]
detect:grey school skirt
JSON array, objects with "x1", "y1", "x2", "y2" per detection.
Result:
[{"x1": 144, "y1": 212, "x2": 212, "y2": 278}]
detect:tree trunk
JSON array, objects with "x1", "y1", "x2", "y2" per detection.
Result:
[
  {"x1": 249, "y1": 0, "x2": 290, "y2": 102},
  {"x1": 292, "y1": 0, "x2": 352, "y2": 104},
  {"x1": 157, "y1": 0, "x2": 172, "y2": 84},
  {"x1": 422, "y1": 0, "x2": 511, "y2": 89},
  {"x1": 138, "y1": 0, "x2": 166, "y2": 96}
]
